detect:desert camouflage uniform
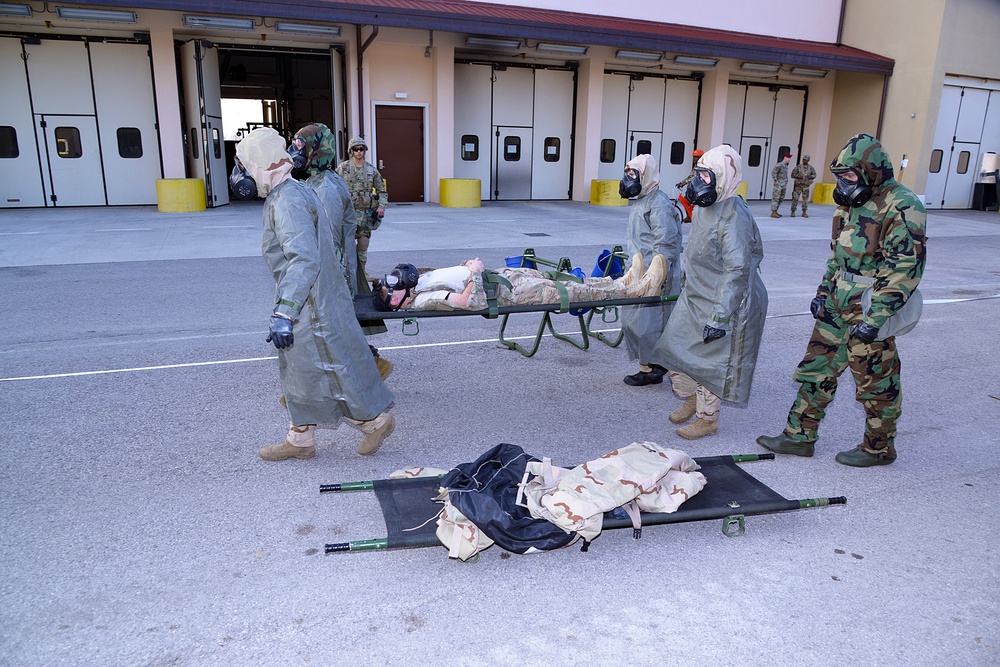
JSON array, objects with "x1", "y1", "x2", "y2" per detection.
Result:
[
  {"x1": 781, "y1": 134, "x2": 926, "y2": 461},
  {"x1": 771, "y1": 161, "x2": 789, "y2": 212},
  {"x1": 789, "y1": 161, "x2": 817, "y2": 215},
  {"x1": 336, "y1": 145, "x2": 388, "y2": 269}
]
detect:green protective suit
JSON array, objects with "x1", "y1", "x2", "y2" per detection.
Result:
[
  {"x1": 261, "y1": 178, "x2": 393, "y2": 427},
  {"x1": 622, "y1": 188, "x2": 682, "y2": 364},
  {"x1": 650, "y1": 195, "x2": 768, "y2": 407},
  {"x1": 782, "y1": 134, "x2": 926, "y2": 458}
]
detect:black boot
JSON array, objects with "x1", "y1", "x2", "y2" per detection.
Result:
[
  {"x1": 835, "y1": 446, "x2": 895, "y2": 467},
  {"x1": 624, "y1": 365, "x2": 665, "y2": 387},
  {"x1": 756, "y1": 433, "x2": 815, "y2": 457}
]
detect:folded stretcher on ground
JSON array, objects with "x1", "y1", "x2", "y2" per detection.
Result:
[
  {"x1": 354, "y1": 246, "x2": 677, "y2": 357},
  {"x1": 320, "y1": 445, "x2": 846, "y2": 559}
]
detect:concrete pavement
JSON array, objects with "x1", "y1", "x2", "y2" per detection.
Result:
[{"x1": 0, "y1": 199, "x2": 998, "y2": 665}]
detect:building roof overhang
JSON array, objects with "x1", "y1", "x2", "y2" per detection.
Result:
[{"x1": 72, "y1": 0, "x2": 894, "y2": 75}]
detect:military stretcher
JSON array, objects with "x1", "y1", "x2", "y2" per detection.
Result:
[
  {"x1": 321, "y1": 452, "x2": 846, "y2": 556},
  {"x1": 353, "y1": 246, "x2": 678, "y2": 357}
]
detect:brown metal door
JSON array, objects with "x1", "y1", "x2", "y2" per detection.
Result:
[{"x1": 375, "y1": 105, "x2": 424, "y2": 202}]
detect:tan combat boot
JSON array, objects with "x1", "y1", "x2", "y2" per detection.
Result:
[
  {"x1": 260, "y1": 424, "x2": 316, "y2": 461},
  {"x1": 770, "y1": 211, "x2": 781, "y2": 218},
  {"x1": 802, "y1": 212, "x2": 809, "y2": 218},
  {"x1": 375, "y1": 357, "x2": 393, "y2": 380},
  {"x1": 347, "y1": 412, "x2": 395, "y2": 455},
  {"x1": 668, "y1": 395, "x2": 697, "y2": 424},
  {"x1": 675, "y1": 418, "x2": 718, "y2": 440},
  {"x1": 620, "y1": 253, "x2": 644, "y2": 287},
  {"x1": 627, "y1": 254, "x2": 666, "y2": 298}
]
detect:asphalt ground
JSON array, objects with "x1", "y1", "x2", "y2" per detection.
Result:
[{"x1": 1, "y1": 198, "x2": 998, "y2": 666}]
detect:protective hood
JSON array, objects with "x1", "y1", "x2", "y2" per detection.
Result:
[
  {"x1": 289, "y1": 123, "x2": 337, "y2": 176},
  {"x1": 829, "y1": 133, "x2": 893, "y2": 188},
  {"x1": 626, "y1": 154, "x2": 660, "y2": 197},
  {"x1": 697, "y1": 145, "x2": 743, "y2": 202},
  {"x1": 235, "y1": 127, "x2": 293, "y2": 197}
]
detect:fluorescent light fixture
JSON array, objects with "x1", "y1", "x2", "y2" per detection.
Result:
[
  {"x1": 673, "y1": 55, "x2": 718, "y2": 67},
  {"x1": 615, "y1": 49, "x2": 662, "y2": 62},
  {"x1": 740, "y1": 62, "x2": 781, "y2": 74},
  {"x1": 536, "y1": 42, "x2": 588, "y2": 56},
  {"x1": 466, "y1": 36, "x2": 522, "y2": 50},
  {"x1": 0, "y1": 3, "x2": 32, "y2": 17},
  {"x1": 56, "y1": 6, "x2": 136, "y2": 23},
  {"x1": 274, "y1": 21, "x2": 341, "y2": 36},
  {"x1": 790, "y1": 66, "x2": 828, "y2": 78},
  {"x1": 183, "y1": 15, "x2": 255, "y2": 31}
]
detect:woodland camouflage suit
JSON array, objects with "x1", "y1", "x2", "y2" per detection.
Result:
[{"x1": 781, "y1": 133, "x2": 926, "y2": 461}]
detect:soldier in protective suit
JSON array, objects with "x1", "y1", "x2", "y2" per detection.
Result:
[
  {"x1": 337, "y1": 136, "x2": 388, "y2": 282},
  {"x1": 618, "y1": 155, "x2": 683, "y2": 387},
  {"x1": 649, "y1": 144, "x2": 768, "y2": 440},
  {"x1": 757, "y1": 133, "x2": 926, "y2": 466},
  {"x1": 235, "y1": 128, "x2": 396, "y2": 461},
  {"x1": 288, "y1": 124, "x2": 392, "y2": 379}
]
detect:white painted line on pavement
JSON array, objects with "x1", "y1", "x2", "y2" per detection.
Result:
[
  {"x1": 0, "y1": 231, "x2": 44, "y2": 236},
  {"x1": 93, "y1": 228, "x2": 154, "y2": 232}
]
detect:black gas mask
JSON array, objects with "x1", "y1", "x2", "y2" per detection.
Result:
[
  {"x1": 832, "y1": 171, "x2": 874, "y2": 207},
  {"x1": 685, "y1": 168, "x2": 718, "y2": 207},
  {"x1": 619, "y1": 168, "x2": 642, "y2": 199},
  {"x1": 229, "y1": 161, "x2": 257, "y2": 201},
  {"x1": 287, "y1": 139, "x2": 308, "y2": 179},
  {"x1": 371, "y1": 263, "x2": 419, "y2": 312}
]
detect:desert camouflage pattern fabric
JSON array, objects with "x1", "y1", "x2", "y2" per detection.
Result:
[
  {"x1": 520, "y1": 442, "x2": 707, "y2": 542},
  {"x1": 790, "y1": 162, "x2": 816, "y2": 214},
  {"x1": 781, "y1": 133, "x2": 926, "y2": 459}
]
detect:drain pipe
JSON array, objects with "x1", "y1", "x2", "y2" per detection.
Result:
[
  {"x1": 876, "y1": 74, "x2": 890, "y2": 138},
  {"x1": 836, "y1": 0, "x2": 846, "y2": 45},
  {"x1": 356, "y1": 25, "x2": 379, "y2": 138}
]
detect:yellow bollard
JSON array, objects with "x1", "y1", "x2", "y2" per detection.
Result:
[
  {"x1": 590, "y1": 179, "x2": 627, "y2": 206},
  {"x1": 812, "y1": 183, "x2": 835, "y2": 205},
  {"x1": 155, "y1": 178, "x2": 206, "y2": 212},
  {"x1": 440, "y1": 179, "x2": 481, "y2": 208},
  {"x1": 736, "y1": 182, "x2": 749, "y2": 200}
]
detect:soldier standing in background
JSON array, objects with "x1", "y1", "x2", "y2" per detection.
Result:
[
  {"x1": 789, "y1": 154, "x2": 817, "y2": 218},
  {"x1": 770, "y1": 152, "x2": 792, "y2": 218},
  {"x1": 337, "y1": 136, "x2": 388, "y2": 282},
  {"x1": 756, "y1": 133, "x2": 926, "y2": 467}
]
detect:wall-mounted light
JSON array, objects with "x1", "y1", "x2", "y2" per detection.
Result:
[
  {"x1": 0, "y1": 3, "x2": 32, "y2": 17},
  {"x1": 673, "y1": 55, "x2": 718, "y2": 68},
  {"x1": 740, "y1": 62, "x2": 781, "y2": 74},
  {"x1": 790, "y1": 67, "x2": 828, "y2": 78},
  {"x1": 274, "y1": 22, "x2": 341, "y2": 37},
  {"x1": 466, "y1": 36, "x2": 522, "y2": 50},
  {"x1": 56, "y1": 6, "x2": 136, "y2": 23},
  {"x1": 183, "y1": 15, "x2": 255, "y2": 31},
  {"x1": 615, "y1": 49, "x2": 662, "y2": 62},
  {"x1": 536, "y1": 42, "x2": 588, "y2": 56}
]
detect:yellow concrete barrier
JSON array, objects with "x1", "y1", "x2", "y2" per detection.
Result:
[
  {"x1": 155, "y1": 178, "x2": 206, "y2": 213},
  {"x1": 590, "y1": 179, "x2": 627, "y2": 206},
  {"x1": 736, "y1": 181, "x2": 749, "y2": 200},
  {"x1": 813, "y1": 182, "x2": 835, "y2": 205},
  {"x1": 440, "y1": 178, "x2": 481, "y2": 208}
]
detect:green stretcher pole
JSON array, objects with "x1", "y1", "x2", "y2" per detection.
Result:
[
  {"x1": 319, "y1": 480, "x2": 375, "y2": 493},
  {"x1": 731, "y1": 453, "x2": 775, "y2": 462},
  {"x1": 325, "y1": 538, "x2": 388, "y2": 553}
]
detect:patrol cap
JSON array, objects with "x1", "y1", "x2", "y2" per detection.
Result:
[{"x1": 803, "y1": 154, "x2": 811, "y2": 161}]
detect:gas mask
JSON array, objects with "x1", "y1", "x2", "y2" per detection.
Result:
[
  {"x1": 685, "y1": 168, "x2": 718, "y2": 207},
  {"x1": 832, "y1": 172, "x2": 874, "y2": 207},
  {"x1": 229, "y1": 161, "x2": 257, "y2": 201},
  {"x1": 371, "y1": 263, "x2": 419, "y2": 312},
  {"x1": 286, "y1": 139, "x2": 309, "y2": 180},
  {"x1": 619, "y1": 168, "x2": 642, "y2": 199}
]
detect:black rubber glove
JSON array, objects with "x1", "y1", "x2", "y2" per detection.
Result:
[
  {"x1": 266, "y1": 314, "x2": 294, "y2": 349},
  {"x1": 809, "y1": 296, "x2": 826, "y2": 320},
  {"x1": 850, "y1": 322, "x2": 879, "y2": 343},
  {"x1": 703, "y1": 325, "x2": 727, "y2": 344}
]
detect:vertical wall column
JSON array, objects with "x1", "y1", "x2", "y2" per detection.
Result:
[
  {"x1": 697, "y1": 69, "x2": 730, "y2": 149},
  {"x1": 430, "y1": 43, "x2": 455, "y2": 204},
  {"x1": 572, "y1": 57, "x2": 605, "y2": 202},
  {"x1": 148, "y1": 22, "x2": 185, "y2": 178}
]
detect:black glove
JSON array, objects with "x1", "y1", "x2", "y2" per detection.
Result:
[
  {"x1": 809, "y1": 296, "x2": 826, "y2": 320},
  {"x1": 703, "y1": 325, "x2": 727, "y2": 344},
  {"x1": 266, "y1": 314, "x2": 294, "y2": 349},
  {"x1": 850, "y1": 322, "x2": 879, "y2": 343}
]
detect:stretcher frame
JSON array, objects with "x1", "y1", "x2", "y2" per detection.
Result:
[
  {"x1": 354, "y1": 246, "x2": 677, "y2": 357},
  {"x1": 320, "y1": 453, "x2": 847, "y2": 555}
]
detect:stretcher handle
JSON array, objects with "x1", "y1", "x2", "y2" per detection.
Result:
[
  {"x1": 319, "y1": 481, "x2": 375, "y2": 492},
  {"x1": 325, "y1": 538, "x2": 388, "y2": 553}
]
